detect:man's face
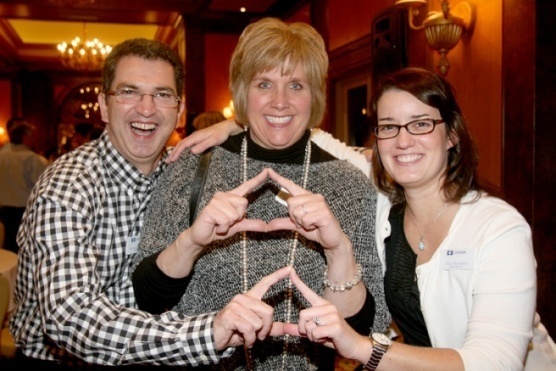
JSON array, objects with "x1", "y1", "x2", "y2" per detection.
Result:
[{"x1": 98, "y1": 56, "x2": 184, "y2": 174}]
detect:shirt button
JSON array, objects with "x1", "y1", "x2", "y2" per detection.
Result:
[
  {"x1": 416, "y1": 268, "x2": 421, "y2": 276},
  {"x1": 127, "y1": 188, "x2": 133, "y2": 196}
]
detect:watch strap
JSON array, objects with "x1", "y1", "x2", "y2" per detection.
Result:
[{"x1": 364, "y1": 339, "x2": 388, "y2": 371}]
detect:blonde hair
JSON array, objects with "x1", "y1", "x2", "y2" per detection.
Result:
[{"x1": 229, "y1": 17, "x2": 328, "y2": 129}]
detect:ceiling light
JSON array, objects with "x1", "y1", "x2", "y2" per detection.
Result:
[{"x1": 57, "y1": 23, "x2": 112, "y2": 71}]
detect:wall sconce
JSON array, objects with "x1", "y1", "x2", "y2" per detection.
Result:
[{"x1": 395, "y1": 0, "x2": 475, "y2": 75}]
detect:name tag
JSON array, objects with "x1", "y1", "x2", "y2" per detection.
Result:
[
  {"x1": 126, "y1": 234, "x2": 140, "y2": 255},
  {"x1": 439, "y1": 249, "x2": 474, "y2": 270}
]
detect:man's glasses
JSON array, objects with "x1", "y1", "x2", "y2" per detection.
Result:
[
  {"x1": 374, "y1": 118, "x2": 445, "y2": 139},
  {"x1": 105, "y1": 89, "x2": 181, "y2": 108}
]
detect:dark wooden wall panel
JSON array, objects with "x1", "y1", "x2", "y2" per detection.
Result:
[
  {"x1": 504, "y1": 0, "x2": 555, "y2": 335},
  {"x1": 533, "y1": 0, "x2": 556, "y2": 336}
]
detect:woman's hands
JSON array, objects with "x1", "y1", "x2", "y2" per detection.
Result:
[
  {"x1": 266, "y1": 168, "x2": 352, "y2": 254},
  {"x1": 188, "y1": 168, "x2": 270, "y2": 247},
  {"x1": 158, "y1": 169, "x2": 270, "y2": 278},
  {"x1": 278, "y1": 269, "x2": 373, "y2": 364},
  {"x1": 214, "y1": 265, "x2": 371, "y2": 360},
  {"x1": 266, "y1": 168, "x2": 365, "y2": 316},
  {"x1": 160, "y1": 167, "x2": 362, "y2": 315}
]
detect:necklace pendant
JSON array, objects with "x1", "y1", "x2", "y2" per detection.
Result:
[{"x1": 418, "y1": 240, "x2": 425, "y2": 251}]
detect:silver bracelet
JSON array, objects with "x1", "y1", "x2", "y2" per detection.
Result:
[{"x1": 323, "y1": 263, "x2": 362, "y2": 292}]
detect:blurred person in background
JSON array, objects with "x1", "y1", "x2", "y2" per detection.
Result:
[
  {"x1": 192, "y1": 110, "x2": 226, "y2": 131},
  {"x1": 0, "y1": 117, "x2": 48, "y2": 252}
]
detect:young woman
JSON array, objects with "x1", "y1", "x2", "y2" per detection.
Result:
[
  {"x1": 131, "y1": 18, "x2": 390, "y2": 370},
  {"x1": 281, "y1": 68, "x2": 556, "y2": 370}
]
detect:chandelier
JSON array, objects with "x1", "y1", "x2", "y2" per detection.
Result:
[{"x1": 57, "y1": 23, "x2": 112, "y2": 71}]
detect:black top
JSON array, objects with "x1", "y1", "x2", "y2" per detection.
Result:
[{"x1": 383, "y1": 204, "x2": 432, "y2": 346}]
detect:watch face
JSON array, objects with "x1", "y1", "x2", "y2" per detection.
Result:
[{"x1": 372, "y1": 333, "x2": 392, "y2": 346}]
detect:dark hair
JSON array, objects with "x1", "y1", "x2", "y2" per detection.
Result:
[
  {"x1": 371, "y1": 67, "x2": 486, "y2": 205},
  {"x1": 7, "y1": 117, "x2": 24, "y2": 131},
  {"x1": 101, "y1": 38, "x2": 184, "y2": 96},
  {"x1": 7, "y1": 117, "x2": 35, "y2": 144}
]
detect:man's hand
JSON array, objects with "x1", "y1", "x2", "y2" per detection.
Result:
[
  {"x1": 213, "y1": 265, "x2": 293, "y2": 350},
  {"x1": 166, "y1": 119, "x2": 243, "y2": 162}
]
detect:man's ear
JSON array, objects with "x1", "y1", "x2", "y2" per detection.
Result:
[
  {"x1": 98, "y1": 92, "x2": 109, "y2": 124},
  {"x1": 175, "y1": 100, "x2": 186, "y2": 129}
]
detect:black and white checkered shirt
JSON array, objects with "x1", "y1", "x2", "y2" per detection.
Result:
[{"x1": 9, "y1": 131, "x2": 224, "y2": 367}]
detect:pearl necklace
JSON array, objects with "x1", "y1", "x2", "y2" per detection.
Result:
[
  {"x1": 406, "y1": 202, "x2": 448, "y2": 251},
  {"x1": 240, "y1": 131, "x2": 311, "y2": 370}
]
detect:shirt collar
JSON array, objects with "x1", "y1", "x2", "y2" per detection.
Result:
[{"x1": 98, "y1": 131, "x2": 168, "y2": 191}]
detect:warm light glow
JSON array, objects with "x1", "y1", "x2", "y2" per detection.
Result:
[
  {"x1": 223, "y1": 100, "x2": 235, "y2": 119},
  {"x1": 240, "y1": 7, "x2": 246, "y2": 13},
  {"x1": 57, "y1": 23, "x2": 112, "y2": 71},
  {"x1": 394, "y1": 0, "x2": 427, "y2": 6},
  {"x1": 77, "y1": 84, "x2": 101, "y2": 119},
  {"x1": 0, "y1": 126, "x2": 8, "y2": 146},
  {"x1": 223, "y1": 107, "x2": 234, "y2": 119}
]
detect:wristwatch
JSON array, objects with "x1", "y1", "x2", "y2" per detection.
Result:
[{"x1": 364, "y1": 333, "x2": 392, "y2": 370}]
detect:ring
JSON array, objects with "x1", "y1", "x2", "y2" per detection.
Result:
[
  {"x1": 302, "y1": 204, "x2": 308, "y2": 214},
  {"x1": 313, "y1": 316, "x2": 322, "y2": 327}
]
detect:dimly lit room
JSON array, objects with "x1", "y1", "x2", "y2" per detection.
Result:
[{"x1": 0, "y1": 0, "x2": 554, "y2": 369}]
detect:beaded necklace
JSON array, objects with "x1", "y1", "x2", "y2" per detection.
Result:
[{"x1": 240, "y1": 131, "x2": 312, "y2": 370}]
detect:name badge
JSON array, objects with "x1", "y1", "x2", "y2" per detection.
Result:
[
  {"x1": 126, "y1": 235, "x2": 140, "y2": 255},
  {"x1": 275, "y1": 187, "x2": 291, "y2": 206},
  {"x1": 439, "y1": 249, "x2": 474, "y2": 270}
]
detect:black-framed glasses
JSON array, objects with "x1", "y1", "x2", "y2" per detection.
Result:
[
  {"x1": 374, "y1": 119, "x2": 445, "y2": 139},
  {"x1": 105, "y1": 89, "x2": 181, "y2": 108}
]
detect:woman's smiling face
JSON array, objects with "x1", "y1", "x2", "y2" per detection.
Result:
[
  {"x1": 376, "y1": 89, "x2": 454, "y2": 192},
  {"x1": 246, "y1": 63, "x2": 312, "y2": 150}
]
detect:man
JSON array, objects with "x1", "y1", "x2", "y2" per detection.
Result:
[
  {"x1": 10, "y1": 38, "x2": 286, "y2": 369},
  {"x1": 0, "y1": 118, "x2": 49, "y2": 252}
]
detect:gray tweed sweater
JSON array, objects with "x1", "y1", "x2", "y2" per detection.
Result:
[{"x1": 132, "y1": 132, "x2": 389, "y2": 370}]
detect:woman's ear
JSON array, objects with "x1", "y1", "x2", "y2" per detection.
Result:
[{"x1": 447, "y1": 130, "x2": 458, "y2": 150}]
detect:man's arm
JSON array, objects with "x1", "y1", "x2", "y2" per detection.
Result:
[{"x1": 15, "y1": 192, "x2": 221, "y2": 366}]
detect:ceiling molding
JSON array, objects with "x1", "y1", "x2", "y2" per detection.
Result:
[{"x1": 0, "y1": 0, "x2": 309, "y2": 73}]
